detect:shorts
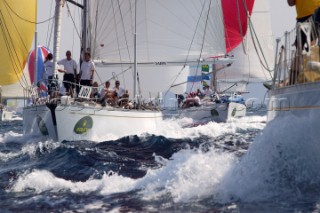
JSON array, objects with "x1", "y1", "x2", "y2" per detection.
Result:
[{"x1": 63, "y1": 73, "x2": 75, "y2": 91}]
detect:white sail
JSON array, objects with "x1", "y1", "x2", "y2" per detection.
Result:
[
  {"x1": 216, "y1": 0, "x2": 274, "y2": 83},
  {"x1": 88, "y1": 0, "x2": 226, "y2": 63},
  {"x1": 87, "y1": 0, "x2": 228, "y2": 97}
]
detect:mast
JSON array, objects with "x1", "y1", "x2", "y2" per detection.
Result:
[
  {"x1": 82, "y1": 0, "x2": 87, "y2": 59},
  {"x1": 211, "y1": 64, "x2": 217, "y2": 92},
  {"x1": 53, "y1": 0, "x2": 63, "y2": 85},
  {"x1": 64, "y1": 0, "x2": 85, "y2": 65},
  {"x1": 34, "y1": 32, "x2": 38, "y2": 85},
  {"x1": 133, "y1": 0, "x2": 137, "y2": 100}
]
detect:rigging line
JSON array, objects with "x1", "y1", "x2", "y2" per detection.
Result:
[
  {"x1": 240, "y1": 0, "x2": 272, "y2": 78},
  {"x1": 46, "y1": 0, "x2": 54, "y2": 47},
  {"x1": 71, "y1": 2, "x2": 77, "y2": 54},
  {"x1": 111, "y1": 0, "x2": 126, "y2": 88},
  {"x1": 176, "y1": 1, "x2": 213, "y2": 116},
  {"x1": 66, "y1": 2, "x2": 81, "y2": 39},
  {"x1": 248, "y1": 19, "x2": 273, "y2": 79},
  {"x1": 163, "y1": 1, "x2": 207, "y2": 98},
  {"x1": 249, "y1": 20, "x2": 270, "y2": 71},
  {"x1": 189, "y1": 0, "x2": 213, "y2": 94},
  {"x1": 93, "y1": 4, "x2": 135, "y2": 58},
  {"x1": 117, "y1": 0, "x2": 132, "y2": 63},
  {"x1": 236, "y1": 0, "x2": 247, "y2": 54},
  {"x1": 105, "y1": 66, "x2": 132, "y2": 82},
  {"x1": 3, "y1": 3, "x2": 30, "y2": 52},
  {"x1": 93, "y1": 68, "x2": 103, "y2": 84},
  {"x1": 241, "y1": 0, "x2": 272, "y2": 75},
  {"x1": 145, "y1": 0, "x2": 150, "y2": 62},
  {"x1": 131, "y1": 2, "x2": 209, "y2": 42},
  {"x1": 93, "y1": 2, "x2": 98, "y2": 59},
  {"x1": 47, "y1": 15, "x2": 55, "y2": 48},
  {"x1": 116, "y1": 0, "x2": 130, "y2": 88},
  {"x1": 155, "y1": 0, "x2": 202, "y2": 35},
  {"x1": 0, "y1": 8, "x2": 29, "y2": 88},
  {"x1": 0, "y1": 15, "x2": 27, "y2": 89},
  {"x1": 245, "y1": 48, "x2": 252, "y2": 83},
  {"x1": 3, "y1": 0, "x2": 54, "y2": 24}
]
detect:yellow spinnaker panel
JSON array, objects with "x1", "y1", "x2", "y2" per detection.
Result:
[{"x1": 0, "y1": 0, "x2": 36, "y2": 85}]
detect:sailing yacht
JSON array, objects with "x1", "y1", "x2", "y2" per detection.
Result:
[
  {"x1": 0, "y1": 1, "x2": 35, "y2": 121},
  {"x1": 21, "y1": 0, "x2": 264, "y2": 142},
  {"x1": 165, "y1": 0, "x2": 274, "y2": 122},
  {"x1": 267, "y1": 11, "x2": 320, "y2": 122}
]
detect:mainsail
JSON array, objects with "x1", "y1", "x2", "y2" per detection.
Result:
[
  {"x1": 0, "y1": 0, "x2": 36, "y2": 98},
  {"x1": 88, "y1": 0, "x2": 226, "y2": 63},
  {"x1": 86, "y1": 0, "x2": 254, "y2": 97},
  {"x1": 216, "y1": 0, "x2": 274, "y2": 91}
]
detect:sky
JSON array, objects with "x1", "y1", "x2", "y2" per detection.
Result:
[{"x1": 269, "y1": 0, "x2": 296, "y2": 38}]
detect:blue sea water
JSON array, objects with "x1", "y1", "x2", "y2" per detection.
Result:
[{"x1": 1, "y1": 113, "x2": 320, "y2": 212}]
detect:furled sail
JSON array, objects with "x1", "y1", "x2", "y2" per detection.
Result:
[{"x1": 0, "y1": 0, "x2": 36, "y2": 98}]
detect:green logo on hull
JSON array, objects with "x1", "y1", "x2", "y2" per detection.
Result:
[
  {"x1": 37, "y1": 115, "x2": 49, "y2": 135},
  {"x1": 231, "y1": 108, "x2": 237, "y2": 117},
  {"x1": 73, "y1": 116, "x2": 93, "y2": 134}
]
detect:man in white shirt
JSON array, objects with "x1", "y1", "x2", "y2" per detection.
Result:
[
  {"x1": 113, "y1": 80, "x2": 125, "y2": 97},
  {"x1": 113, "y1": 80, "x2": 126, "y2": 106},
  {"x1": 79, "y1": 52, "x2": 95, "y2": 87},
  {"x1": 57, "y1": 50, "x2": 77, "y2": 96}
]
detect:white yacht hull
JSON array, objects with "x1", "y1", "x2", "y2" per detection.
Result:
[
  {"x1": 23, "y1": 104, "x2": 58, "y2": 140},
  {"x1": 55, "y1": 105, "x2": 163, "y2": 142},
  {"x1": 0, "y1": 109, "x2": 13, "y2": 121},
  {"x1": 267, "y1": 82, "x2": 320, "y2": 121},
  {"x1": 23, "y1": 103, "x2": 163, "y2": 142},
  {"x1": 165, "y1": 102, "x2": 246, "y2": 122}
]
